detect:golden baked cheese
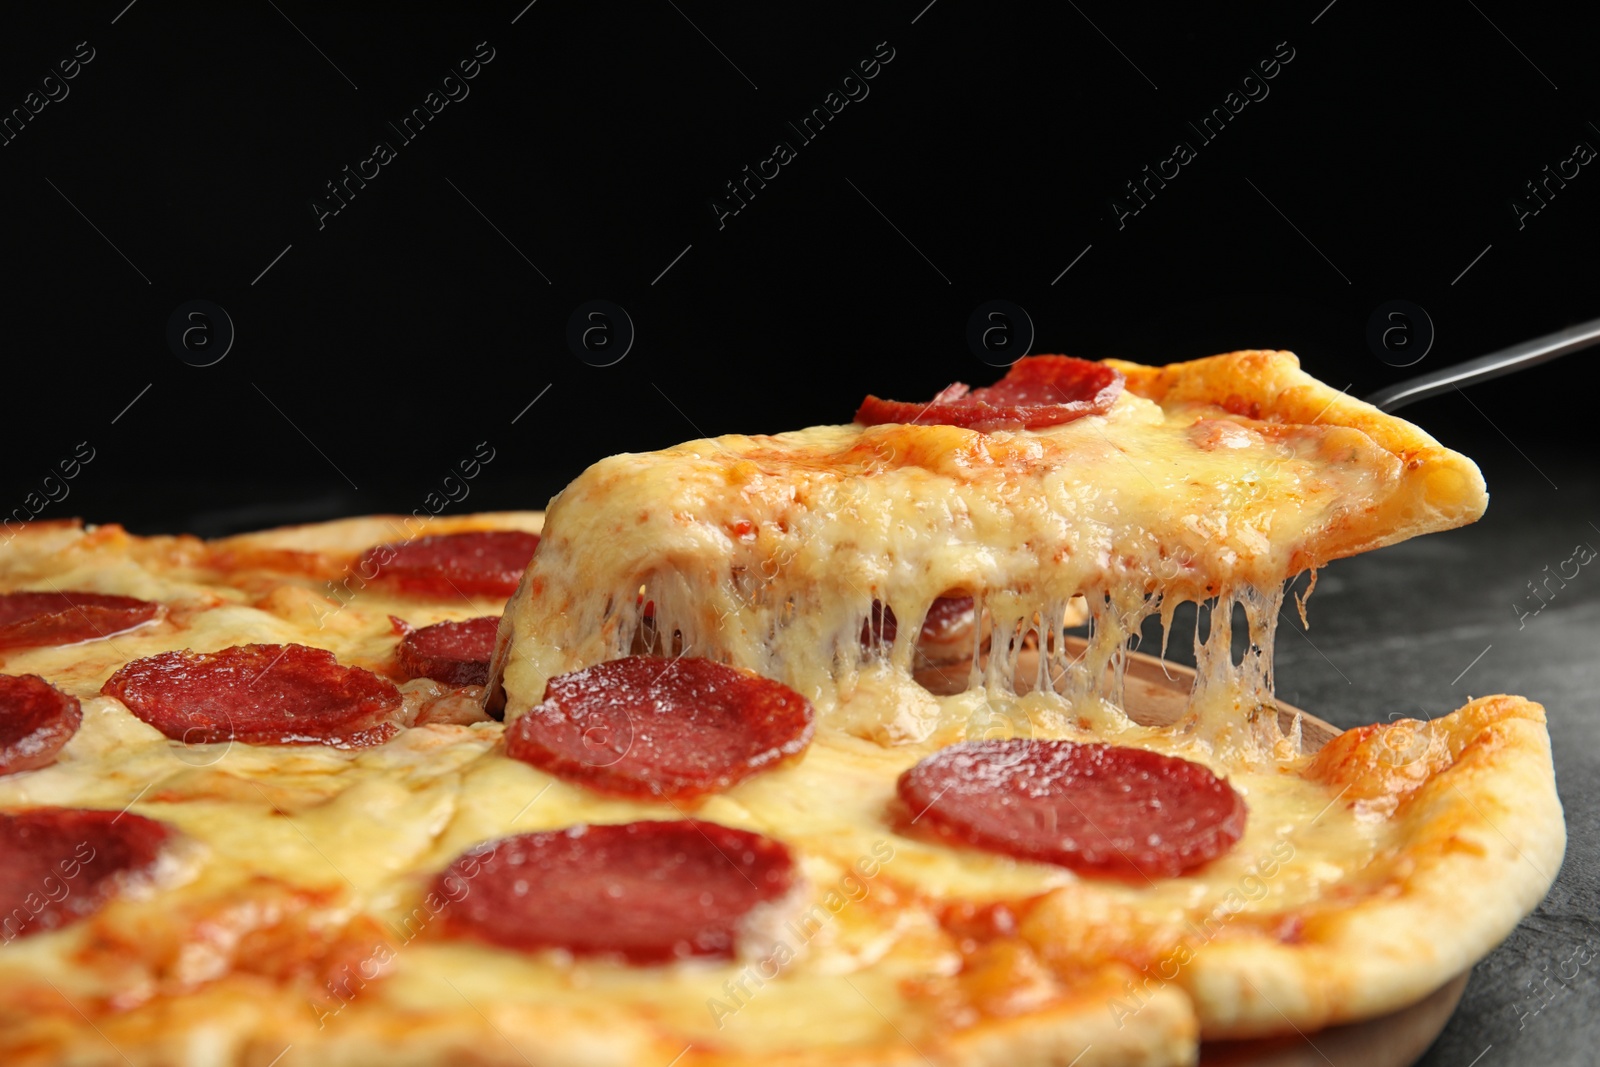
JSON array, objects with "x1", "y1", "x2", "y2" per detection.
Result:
[
  {"x1": 493, "y1": 350, "x2": 1485, "y2": 756},
  {"x1": 0, "y1": 353, "x2": 1562, "y2": 1067}
]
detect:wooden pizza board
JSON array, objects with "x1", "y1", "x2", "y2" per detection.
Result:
[
  {"x1": 949, "y1": 639, "x2": 1469, "y2": 1067},
  {"x1": 1198, "y1": 973, "x2": 1469, "y2": 1067}
]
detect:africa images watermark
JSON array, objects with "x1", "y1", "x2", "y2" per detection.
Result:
[
  {"x1": 710, "y1": 437, "x2": 900, "y2": 631},
  {"x1": 1515, "y1": 939, "x2": 1595, "y2": 1030},
  {"x1": 309, "y1": 840, "x2": 499, "y2": 1028},
  {"x1": 311, "y1": 41, "x2": 498, "y2": 230},
  {"x1": 710, "y1": 40, "x2": 897, "y2": 230},
  {"x1": 0, "y1": 40, "x2": 96, "y2": 148},
  {"x1": 3, "y1": 440, "x2": 96, "y2": 542},
  {"x1": 1509, "y1": 132, "x2": 1596, "y2": 231},
  {"x1": 2, "y1": 840, "x2": 97, "y2": 945},
  {"x1": 313, "y1": 439, "x2": 499, "y2": 627},
  {"x1": 706, "y1": 839, "x2": 896, "y2": 1029},
  {"x1": 1109, "y1": 836, "x2": 1296, "y2": 1027},
  {"x1": 1107, "y1": 40, "x2": 1296, "y2": 230},
  {"x1": 1513, "y1": 534, "x2": 1597, "y2": 629}
]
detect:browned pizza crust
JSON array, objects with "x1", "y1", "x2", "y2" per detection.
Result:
[
  {"x1": 1178, "y1": 695, "x2": 1564, "y2": 1036},
  {"x1": 208, "y1": 511, "x2": 545, "y2": 557},
  {"x1": 1106, "y1": 350, "x2": 1489, "y2": 569}
]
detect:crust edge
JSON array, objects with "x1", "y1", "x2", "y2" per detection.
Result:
[
  {"x1": 1177, "y1": 695, "x2": 1565, "y2": 1037},
  {"x1": 1105, "y1": 350, "x2": 1489, "y2": 565}
]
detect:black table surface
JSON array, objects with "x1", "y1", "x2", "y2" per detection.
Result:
[{"x1": 1253, "y1": 451, "x2": 1598, "y2": 1067}]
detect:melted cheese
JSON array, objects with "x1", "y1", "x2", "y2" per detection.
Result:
[
  {"x1": 0, "y1": 698, "x2": 1389, "y2": 1057},
  {"x1": 498, "y1": 393, "x2": 1402, "y2": 755},
  {"x1": 0, "y1": 519, "x2": 1387, "y2": 1056},
  {"x1": 0, "y1": 374, "x2": 1497, "y2": 1064}
]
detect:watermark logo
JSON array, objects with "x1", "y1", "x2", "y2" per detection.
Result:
[
  {"x1": 1514, "y1": 538, "x2": 1596, "y2": 629},
  {"x1": 167, "y1": 300, "x2": 234, "y2": 367},
  {"x1": 575, "y1": 699, "x2": 634, "y2": 768},
  {"x1": 1372, "y1": 710, "x2": 1436, "y2": 769},
  {"x1": 1108, "y1": 41, "x2": 1295, "y2": 230},
  {"x1": 310, "y1": 841, "x2": 499, "y2": 1028},
  {"x1": 710, "y1": 41, "x2": 896, "y2": 230},
  {"x1": 311, "y1": 42, "x2": 496, "y2": 230},
  {"x1": 313, "y1": 441, "x2": 498, "y2": 628},
  {"x1": 3, "y1": 440, "x2": 95, "y2": 542},
  {"x1": 1110, "y1": 837, "x2": 1296, "y2": 1028},
  {"x1": 710, "y1": 438, "x2": 898, "y2": 635},
  {"x1": 1516, "y1": 940, "x2": 1595, "y2": 1030},
  {"x1": 567, "y1": 300, "x2": 634, "y2": 367},
  {"x1": 1511, "y1": 137, "x2": 1595, "y2": 231},
  {"x1": 0, "y1": 41, "x2": 96, "y2": 149},
  {"x1": 1366, "y1": 300, "x2": 1433, "y2": 368},
  {"x1": 170, "y1": 713, "x2": 235, "y2": 769},
  {"x1": 1, "y1": 840, "x2": 97, "y2": 945},
  {"x1": 706, "y1": 840, "x2": 896, "y2": 1029},
  {"x1": 967, "y1": 300, "x2": 1034, "y2": 367}
]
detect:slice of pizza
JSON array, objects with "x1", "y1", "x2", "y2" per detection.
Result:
[{"x1": 490, "y1": 350, "x2": 1488, "y2": 753}]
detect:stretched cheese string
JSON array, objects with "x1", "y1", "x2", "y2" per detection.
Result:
[
  {"x1": 492, "y1": 405, "x2": 1387, "y2": 762},
  {"x1": 523, "y1": 562, "x2": 1296, "y2": 761}
]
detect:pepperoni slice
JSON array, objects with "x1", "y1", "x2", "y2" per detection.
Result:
[
  {"x1": 505, "y1": 656, "x2": 814, "y2": 801},
  {"x1": 358, "y1": 531, "x2": 540, "y2": 599},
  {"x1": 0, "y1": 675, "x2": 82, "y2": 776},
  {"x1": 897, "y1": 740, "x2": 1246, "y2": 878},
  {"x1": 0, "y1": 591, "x2": 161, "y2": 651},
  {"x1": 919, "y1": 595, "x2": 978, "y2": 643},
  {"x1": 395, "y1": 616, "x2": 498, "y2": 686},
  {"x1": 862, "y1": 596, "x2": 977, "y2": 647},
  {"x1": 435, "y1": 820, "x2": 796, "y2": 963},
  {"x1": 101, "y1": 643, "x2": 402, "y2": 749},
  {"x1": 0, "y1": 808, "x2": 173, "y2": 943},
  {"x1": 855, "y1": 355, "x2": 1124, "y2": 432}
]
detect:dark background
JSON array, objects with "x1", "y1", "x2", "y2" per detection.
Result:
[
  {"x1": 2, "y1": 1, "x2": 1597, "y2": 533},
  {"x1": 3, "y1": 3, "x2": 1597, "y2": 1064}
]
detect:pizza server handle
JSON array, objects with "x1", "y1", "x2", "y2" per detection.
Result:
[{"x1": 1364, "y1": 314, "x2": 1600, "y2": 412}]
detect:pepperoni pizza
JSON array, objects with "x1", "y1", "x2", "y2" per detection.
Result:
[{"x1": 0, "y1": 354, "x2": 1565, "y2": 1067}]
